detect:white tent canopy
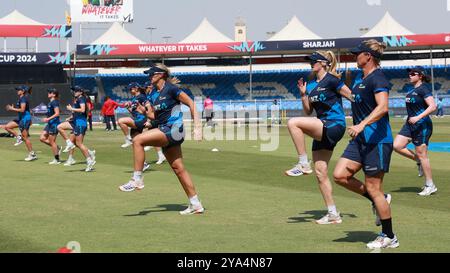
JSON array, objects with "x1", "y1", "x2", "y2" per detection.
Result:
[
  {"x1": 180, "y1": 18, "x2": 233, "y2": 43},
  {"x1": 0, "y1": 10, "x2": 44, "y2": 25},
  {"x1": 267, "y1": 16, "x2": 321, "y2": 41},
  {"x1": 362, "y1": 11, "x2": 414, "y2": 37},
  {"x1": 92, "y1": 22, "x2": 144, "y2": 44}
]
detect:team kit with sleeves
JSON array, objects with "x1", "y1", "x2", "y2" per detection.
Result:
[
  {"x1": 343, "y1": 69, "x2": 394, "y2": 176},
  {"x1": 398, "y1": 84, "x2": 433, "y2": 147},
  {"x1": 306, "y1": 73, "x2": 347, "y2": 152},
  {"x1": 147, "y1": 82, "x2": 185, "y2": 151}
]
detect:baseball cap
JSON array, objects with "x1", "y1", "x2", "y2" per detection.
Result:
[{"x1": 350, "y1": 42, "x2": 382, "y2": 58}]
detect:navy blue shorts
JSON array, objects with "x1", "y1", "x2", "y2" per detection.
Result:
[
  {"x1": 342, "y1": 140, "x2": 393, "y2": 176},
  {"x1": 44, "y1": 122, "x2": 59, "y2": 135},
  {"x1": 398, "y1": 121, "x2": 433, "y2": 146},
  {"x1": 13, "y1": 118, "x2": 31, "y2": 132},
  {"x1": 312, "y1": 120, "x2": 346, "y2": 151},
  {"x1": 160, "y1": 123, "x2": 185, "y2": 151},
  {"x1": 130, "y1": 119, "x2": 147, "y2": 136},
  {"x1": 73, "y1": 120, "x2": 87, "y2": 136}
]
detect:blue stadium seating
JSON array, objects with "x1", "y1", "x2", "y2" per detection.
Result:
[{"x1": 74, "y1": 65, "x2": 449, "y2": 110}]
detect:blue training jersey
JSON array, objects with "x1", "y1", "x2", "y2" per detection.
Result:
[
  {"x1": 351, "y1": 69, "x2": 393, "y2": 144},
  {"x1": 73, "y1": 96, "x2": 87, "y2": 121},
  {"x1": 47, "y1": 99, "x2": 60, "y2": 124},
  {"x1": 16, "y1": 95, "x2": 31, "y2": 120},
  {"x1": 148, "y1": 82, "x2": 184, "y2": 127},
  {"x1": 306, "y1": 73, "x2": 346, "y2": 127},
  {"x1": 405, "y1": 84, "x2": 433, "y2": 125},
  {"x1": 130, "y1": 93, "x2": 148, "y2": 122}
]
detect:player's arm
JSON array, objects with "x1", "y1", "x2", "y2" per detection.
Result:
[
  {"x1": 298, "y1": 78, "x2": 313, "y2": 115},
  {"x1": 348, "y1": 92, "x2": 389, "y2": 138},
  {"x1": 409, "y1": 96, "x2": 437, "y2": 124},
  {"x1": 338, "y1": 84, "x2": 355, "y2": 102},
  {"x1": 7, "y1": 102, "x2": 26, "y2": 113},
  {"x1": 68, "y1": 103, "x2": 86, "y2": 113},
  {"x1": 144, "y1": 101, "x2": 155, "y2": 120}
]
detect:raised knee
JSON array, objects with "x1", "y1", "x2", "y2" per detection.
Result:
[
  {"x1": 333, "y1": 171, "x2": 347, "y2": 185},
  {"x1": 315, "y1": 167, "x2": 328, "y2": 182}
]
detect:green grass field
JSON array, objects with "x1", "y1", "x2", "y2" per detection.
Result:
[{"x1": 1, "y1": 117, "x2": 449, "y2": 253}]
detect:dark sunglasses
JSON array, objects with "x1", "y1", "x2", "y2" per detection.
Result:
[{"x1": 409, "y1": 72, "x2": 420, "y2": 77}]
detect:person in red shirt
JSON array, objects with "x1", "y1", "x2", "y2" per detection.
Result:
[{"x1": 101, "y1": 96, "x2": 125, "y2": 131}]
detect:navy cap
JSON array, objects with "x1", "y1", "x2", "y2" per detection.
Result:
[
  {"x1": 127, "y1": 82, "x2": 141, "y2": 90},
  {"x1": 350, "y1": 42, "x2": 382, "y2": 58},
  {"x1": 407, "y1": 66, "x2": 427, "y2": 75},
  {"x1": 71, "y1": 85, "x2": 84, "y2": 93},
  {"x1": 15, "y1": 85, "x2": 29, "y2": 91},
  {"x1": 143, "y1": 66, "x2": 166, "y2": 76},
  {"x1": 305, "y1": 52, "x2": 329, "y2": 63}
]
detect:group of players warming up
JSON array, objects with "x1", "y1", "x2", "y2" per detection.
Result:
[
  {"x1": 1, "y1": 42, "x2": 440, "y2": 248},
  {"x1": 285, "y1": 40, "x2": 438, "y2": 249}
]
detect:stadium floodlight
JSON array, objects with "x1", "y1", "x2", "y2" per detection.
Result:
[
  {"x1": 162, "y1": 36, "x2": 172, "y2": 44},
  {"x1": 146, "y1": 27, "x2": 157, "y2": 43}
]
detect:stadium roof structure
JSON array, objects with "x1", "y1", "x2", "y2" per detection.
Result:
[
  {"x1": 91, "y1": 22, "x2": 144, "y2": 45},
  {"x1": 179, "y1": 18, "x2": 233, "y2": 43},
  {"x1": 362, "y1": 11, "x2": 414, "y2": 37},
  {"x1": 0, "y1": 10, "x2": 44, "y2": 25},
  {"x1": 267, "y1": 16, "x2": 321, "y2": 41}
]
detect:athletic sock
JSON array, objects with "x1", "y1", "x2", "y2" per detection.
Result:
[
  {"x1": 425, "y1": 180, "x2": 434, "y2": 187},
  {"x1": 298, "y1": 154, "x2": 308, "y2": 165},
  {"x1": 381, "y1": 218, "x2": 395, "y2": 239},
  {"x1": 66, "y1": 139, "x2": 72, "y2": 145},
  {"x1": 327, "y1": 205, "x2": 338, "y2": 216},
  {"x1": 189, "y1": 195, "x2": 201, "y2": 207},
  {"x1": 158, "y1": 150, "x2": 164, "y2": 159},
  {"x1": 133, "y1": 171, "x2": 142, "y2": 181}
]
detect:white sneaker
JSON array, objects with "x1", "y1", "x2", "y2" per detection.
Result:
[
  {"x1": 156, "y1": 156, "x2": 166, "y2": 165},
  {"x1": 315, "y1": 212, "x2": 342, "y2": 225},
  {"x1": 24, "y1": 152, "x2": 37, "y2": 161},
  {"x1": 85, "y1": 158, "x2": 96, "y2": 172},
  {"x1": 144, "y1": 146, "x2": 152, "y2": 152},
  {"x1": 179, "y1": 204, "x2": 205, "y2": 215},
  {"x1": 89, "y1": 150, "x2": 96, "y2": 161},
  {"x1": 285, "y1": 162, "x2": 313, "y2": 176},
  {"x1": 417, "y1": 162, "x2": 424, "y2": 177},
  {"x1": 374, "y1": 194, "x2": 391, "y2": 226},
  {"x1": 121, "y1": 138, "x2": 132, "y2": 148},
  {"x1": 367, "y1": 233, "x2": 399, "y2": 249},
  {"x1": 119, "y1": 179, "x2": 144, "y2": 192},
  {"x1": 285, "y1": 165, "x2": 303, "y2": 176},
  {"x1": 63, "y1": 142, "x2": 76, "y2": 153},
  {"x1": 143, "y1": 162, "x2": 151, "y2": 172},
  {"x1": 64, "y1": 158, "x2": 76, "y2": 166},
  {"x1": 49, "y1": 159, "x2": 61, "y2": 165},
  {"x1": 418, "y1": 185, "x2": 437, "y2": 196},
  {"x1": 14, "y1": 136, "x2": 23, "y2": 146}
]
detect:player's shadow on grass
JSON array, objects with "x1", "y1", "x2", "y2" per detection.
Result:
[
  {"x1": 287, "y1": 210, "x2": 357, "y2": 223},
  {"x1": 333, "y1": 231, "x2": 378, "y2": 243},
  {"x1": 391, "y1": 187, "x2": 422, "y2": 193},
  {"x1": 123, "y1": 204, "x2": 186, "y2": 217}
]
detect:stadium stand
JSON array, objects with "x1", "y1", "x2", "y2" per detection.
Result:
[{"x1": 74, "y1": 65, "x2": 449, "y2": 111}]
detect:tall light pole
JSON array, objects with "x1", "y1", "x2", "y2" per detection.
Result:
[
  {"x1": 146, "y1": 27, "x2": 156, "y2": 43},
  {"x1": 162, "y1": 36, "x2": 172, "y2": 44}
]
